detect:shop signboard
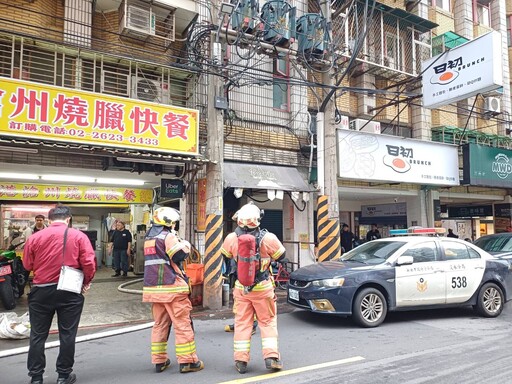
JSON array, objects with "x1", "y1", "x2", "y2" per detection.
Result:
[
  {"x1": 462, "y1": 144, "x2": 512, "y2": 188},
  {"x1": 494, "y1": 203, "x2": 512, "y2": 233},
  {"x1": 448, "y1": 205, "x2": 493, "y2": 218},
  {"x1": 160, "y1": 179, "x2": 184, "y2": 199},
  {"x1": 0, "y1": 183, "x2": 152, "y2": 203},
  {"x1": 0, "y1": 77, "x2": 199, "y2": 155},
  {"x1": 422, "y1": 31, "x2": 503, "y2": 109},
  {"x1": 336, "y1": 130, "x2": 459, "y2": 185},
  {"x1": 197, "y1": 178, "x2": 207, "y2": 232},
  {"x1": 359, "y1": 203, "x2": 407, "y2": 225}
]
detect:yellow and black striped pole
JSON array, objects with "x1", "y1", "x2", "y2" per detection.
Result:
[
  {"x1": 203, "y1": 213, "x2": 223, "y2": 309},
  {"x1": 317, "y1": 195, "x2": 341, "y2": 262}
]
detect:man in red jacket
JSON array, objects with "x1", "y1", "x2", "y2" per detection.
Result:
[{"x1": 23, "y1": 204, "x2": 96, "y2": 384}]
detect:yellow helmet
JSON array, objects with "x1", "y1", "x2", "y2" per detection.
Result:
[
  {"x1": 235, "y1": 202, "x2": 262, "y2": 229},
  {"x1": 152, "y1": 207, "x2": 180, "y2": 226}
]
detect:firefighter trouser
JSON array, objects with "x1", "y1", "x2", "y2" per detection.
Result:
[
  {"x1": 233, "y1": 287, "x2": 280, "y2": 363},
  {"x1": 150, "y1": 294, "x2": 199, "y2": 365}
]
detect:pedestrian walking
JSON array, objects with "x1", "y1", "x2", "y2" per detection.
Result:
[
  {"x1": 110, "y1": 221, "x2": 132, "y2": 277},
  {"x1": 22, "y1": 205, "x2": 96, "y2": 384},
  {"x1": 142, "y1": 207, "x2": 204, "y2": 374},
  {"x1": 221, "y1": 202, "x2": 286, "y2": 374},
  {"x1": 341, "y1": 223, "x2": 356, "y2": 252}
]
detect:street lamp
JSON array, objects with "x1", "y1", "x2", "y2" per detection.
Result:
[{"x1": 220, "y1": 2, "x2": 235, "y2": 16}]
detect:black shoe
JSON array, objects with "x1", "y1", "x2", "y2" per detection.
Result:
[
  {"x1": 111, "y1": 272, "x2": 121, "y2": 277},
  {"x1": 122, "y1": 272, "x2": 128, "y2": 277},
  {"x1": 56, "y1": 373, "x2": 76, "y2": 384},
  {"x1": 265, "y1": 358, "x2": 283, "y2": 371},
  {"x1": 235, "y1": 360, "x2": 248, "y2": 374},
  {"x1": 179, "y1": 360, "x2": 204, "y2": 373},
  {"x1": 30, "y1": 377, "x2": 43, "y2": 384},
  {"x1": 155, "y1": 359, "x2": 171, "y2": 373}
]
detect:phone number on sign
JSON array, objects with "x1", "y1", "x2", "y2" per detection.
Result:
[{"x1": 89, "y1": 132, "x2": 160, "y2": 146}]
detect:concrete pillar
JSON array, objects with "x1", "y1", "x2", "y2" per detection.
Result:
[
  {"x1": 283, "y1": 192, "x2": 316, "y2": 268},
  {"x1": 411, "y1": 104, "x2": 432, "y2": 140},
  {"x1": 355, "y1": 73, "x2": 376, "y2": 117},
  {"x1": 405, "y1": 192, "x2": 428, "y2": 227}
]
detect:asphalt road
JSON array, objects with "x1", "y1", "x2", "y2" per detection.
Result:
[{"x1": 2, "y1": 301, "x2": 512, "y2": 384}]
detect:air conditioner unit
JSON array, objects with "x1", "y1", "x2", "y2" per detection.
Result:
[
  {"x1": 122, "y1": 5, "x2": 156, "y2": 36},
  {"x1": 349, "y1": 119, "x2": 381, "y2": 134},
  {"x1": 484, "y1": 96, "x2": 501, "y2": 114},
  {"x1": 130, "y1": 76, "x2": 171, "y2": 104}
]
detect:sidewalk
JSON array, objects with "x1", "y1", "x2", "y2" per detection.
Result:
[{"x1": 0, "y1": 267, "x2": 291, "y2": 352}]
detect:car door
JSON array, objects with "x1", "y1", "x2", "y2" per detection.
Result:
[
  {"x1": 441, "y1": 241, "x2": 485, "y2": 304},
  {"x1": 395, "y1": 241, "x2": 446, "y2": 306}
]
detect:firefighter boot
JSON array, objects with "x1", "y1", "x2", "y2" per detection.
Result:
[
  {"x1": 155, "y1": 359, "x2": 171, "y2": 373},
  {"x1": 179, "y1": 360, "x2": 204, "y2": 373},
  {"x1": 235, "y1": 361, "x2": 248, "y2": 374},
  {"x1": 265, "y1": 358, "x2": 283, "y2": 371}
]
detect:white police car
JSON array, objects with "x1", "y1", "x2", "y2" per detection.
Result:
[{"x1": 287, "y1": 228, "x2": 512, "y2": 327}]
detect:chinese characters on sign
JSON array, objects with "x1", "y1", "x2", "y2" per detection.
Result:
[
  {"x1": 0, "y1": 184, "x2": 153, "y2": 204},
  {"x1": 0, "y1": 77, "x2": 199, "y2": 155}
]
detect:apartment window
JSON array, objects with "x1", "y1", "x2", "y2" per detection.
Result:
[
  {"x1": 430, "y1": 0, "x2": 450, "y2": 12},
  {"x1": 273, "y1": 55, "x2": 290, "y2": 111},
  {"x1": 473, "y1": 0, "x2": 490, "y2": 26}
]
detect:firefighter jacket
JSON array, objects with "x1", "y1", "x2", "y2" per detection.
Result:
[
  {"x1": 142, "y1": 227, "x2": 190, "y2": 302},
  {"x1": 221, "y1": 228, "x2": 285, "y2": 292}
]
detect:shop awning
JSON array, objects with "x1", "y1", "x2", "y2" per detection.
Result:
[{"x1": 223, "y1": 163, "x2": 313, "y2": 192}]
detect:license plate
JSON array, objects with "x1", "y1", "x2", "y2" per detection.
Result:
[
  {"x1": 288, "y1": 288, "x2": 299, "y2": 301},
  {"x1": 0, "y1": 264, "x2": 12, "y2": 276}
]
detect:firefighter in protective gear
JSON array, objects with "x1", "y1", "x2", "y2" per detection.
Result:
[
  {"x1": 221, "y1": 202, "x2": 286, "y2": 374},
  {"x1": 142, "y1": 207, "x2": 204, "y2": 374}
]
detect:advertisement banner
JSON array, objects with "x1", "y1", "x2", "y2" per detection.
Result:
[
  {"x1": 0, "y1": 183, "x2": 153, "y2": 203},
  {"x1": 160, "y1": 179, "x2": 184, "y2": 199},
  {"x1": 0, "y1": 77, "x2": 199, "y2": 155},
  {"x1": 494, "y1": 203, "x2": 512, "y2": 233},
  {"x1": 337, "y1": 130, "x2": 459, "y2": 185},
  {"x1": 422, "y1": 31, "x2": 503, "y2": 109},
  {"x1": 462, "y1": 144, "x2": 512, "y2": 187},
  {"x1": 197, "y1": 178, "x2": 207, "y2": 232}
]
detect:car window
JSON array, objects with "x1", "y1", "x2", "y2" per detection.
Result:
[
  {"x1": 467, "y1": 247, "x2": 481, "y2": 259},
  {"x1": 442, "y1": 241, "x2": 472, "y2": 260},
  {"x1": 341, "y1": 241, "x2": 406, "y2": 264},
  {"x1": 401, "y1": 241, "x2": 438, "y2": 263},
  {"x1": 474, "y1": 236, "x2": 512, "y2": 252}
]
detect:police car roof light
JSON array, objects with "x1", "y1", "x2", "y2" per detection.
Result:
[
  {"x1": 389, "y1": 229, "x2": 408, "y2": 236},
  {"x1": 390, "y1": 227, "x2": 446, "y2": 236}
]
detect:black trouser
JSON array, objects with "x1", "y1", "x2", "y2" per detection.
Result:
[{"x1": 27, "y1": 285, "x2": 84, "y2": 378}]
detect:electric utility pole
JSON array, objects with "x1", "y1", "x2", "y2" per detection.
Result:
[
  {"x1": 203, "y1": 0, "x2": 225, "y2": 309},
  {"x1": 317, "y1": 0, "x2": 341, "y2": 262}
]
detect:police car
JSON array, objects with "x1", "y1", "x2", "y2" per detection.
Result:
[{"x1": 287, "y1": 228, "x2": 512, "y2": 327}]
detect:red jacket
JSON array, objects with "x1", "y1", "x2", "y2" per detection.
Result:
[{"x1": 23, "y1": 222, "x2": 96, "y2": 286}]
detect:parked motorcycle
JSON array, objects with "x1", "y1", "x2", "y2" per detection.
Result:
[{"x1": 0, "y1": 237, "x2": 28, "y2": 310}]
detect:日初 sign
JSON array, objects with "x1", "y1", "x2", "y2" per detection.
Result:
[
  {"x1": 0, "y1": 77, "x2": 199, "y2": 155},
  {"x1": 422, "y1": 31, "x2": 503, "y2": 109},
  {"x1": 336, "y1": 130, "x2": 459, "y2": 186}
]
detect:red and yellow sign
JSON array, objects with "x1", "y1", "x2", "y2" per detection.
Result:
[
  {"x1": 0, "y1": 183, "x2": 153, "y2": 204},
  {"x1": 0, "y1": 77, "x2": 199, "y2": 155},
  {"x1": 197, "y1": 178, "x2": 207, "y2": 232}
]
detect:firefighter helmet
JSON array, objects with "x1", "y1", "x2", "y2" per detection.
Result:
[
  {"x1": 152, "y1": 207, "x2": 180, "y2": 227},
  {"x1": 235, "y1": 202, "x2": 262, "y2": 229}
]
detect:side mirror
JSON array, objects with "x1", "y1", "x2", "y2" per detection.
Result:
[{"x1": 396, "y1": 255, "x2": 414, "y2": 266}]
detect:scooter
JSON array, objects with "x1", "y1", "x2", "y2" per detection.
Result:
[{"x1": 0, "y1": 237, "x2": 28, "y2": 310}]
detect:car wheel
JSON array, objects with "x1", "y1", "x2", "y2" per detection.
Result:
[
  {"x1": 475, "y1": 282, "x2": 504, "y2": 318},
  {"x1": 352, "y1": 287, "x2": 387, "y2": 328}
]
